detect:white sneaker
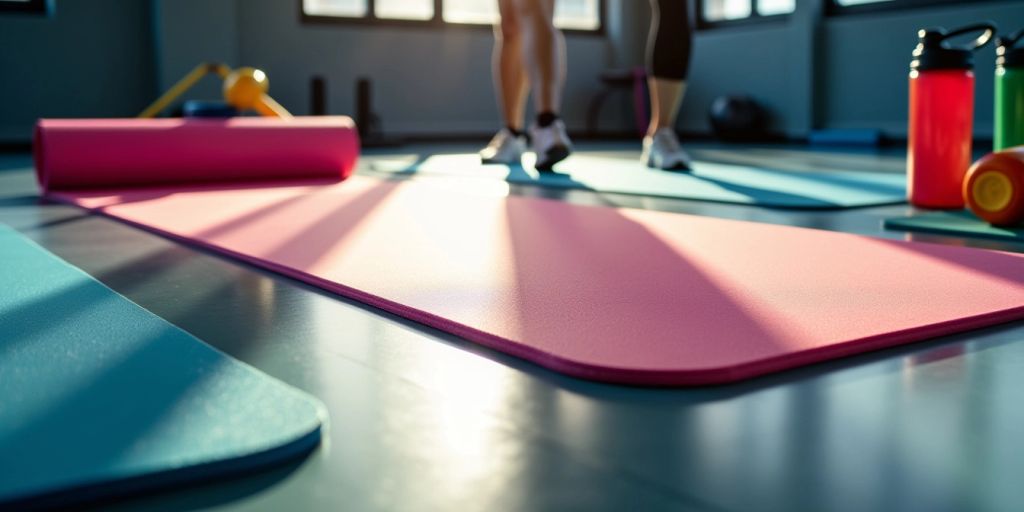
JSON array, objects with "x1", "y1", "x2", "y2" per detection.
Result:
[
  {"x1": 530, "y1": 119, "x2": 573, "y2": 171},
  {"x1": 480, "y1": 128, "x2": 526, "y2": 165},
  {"x1": 642, "y1": 128, "x2": 691, "y2": 170}
]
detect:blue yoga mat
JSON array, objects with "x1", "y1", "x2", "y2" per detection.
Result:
[
  {"x1": 369, "y1": 153, "x2": 907, "y2": 209},
  {"x1": 884, "y1": 210, "x2": 1024, "y2": 242},
  {"x1": 0, "y1": 225, "x2": 326, "y2": 509}
]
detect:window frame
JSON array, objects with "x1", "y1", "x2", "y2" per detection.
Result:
[
  {"x1": 826, "y1": 0, "x2": 1017, "y2": 16},
  {"x1": 299, "y1": 0, "x2": 607, "y2": 36},
  {"x1": 0, "y1": 0, "x2": 48, "y2": 15},
  {"x1": 696, "y1": 0, "x2": 795, "y2": 30}
]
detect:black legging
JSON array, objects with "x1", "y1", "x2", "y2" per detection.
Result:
[{"x1": 647, "y1": 0, "x2": 693, "y2": 80}]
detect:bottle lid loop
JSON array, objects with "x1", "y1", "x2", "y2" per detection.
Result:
[
  {"x1": 940, "y1": 23, "x2": 997, "y2": 51},
  {"x1": 912, "y1": 22, "x2": 998, "y2": 71}
]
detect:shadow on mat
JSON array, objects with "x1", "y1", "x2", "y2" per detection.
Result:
[
  {"x1": 388, "y1": 153, "x2": 600, "y2": 194},
  {"x1": 369, "y1": 152, "x2": 629, "y2": 210},
  {"x1": 746, "y1": 165, "x2": 905, "y2": 196},
  {"x1": 381, "y1": 151, "x2": 904, "y2": 209},
  {"x1": 863, "y1": 234, "x2": 1024, "y2": 287},
  {"x1": 502, "y1": 190, "x2": 796, "y2": 384},
  {"x1": 685, "y1": 173, "x2": 840, "y2": 208},
  {"x1": 694, "y1": 146, "x2": 906, "y2": 174}
]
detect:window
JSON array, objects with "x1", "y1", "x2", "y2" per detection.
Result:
[
  {"x1": 442, "y1": 0, "x2": 600, "y2": 30},
  {"x1": 443, "y1": 0, "x2": 494, "y2": 24},
  {"x1": 554, "y1": 0, "x2": 601, "y2": 31},
  {"x1": 758, "y1": 0, "x2": 795, "y2": 16},
  {"x1": 376, "y1": 0, "x2": 433, "y2": 20},
  {"x1": 305, "y1": 0, "x2": 367, "y2": 17},
  {"x1": 700, "y1": 0, "x2": 795, "y2": 26},
  {"x1": 0, "y1": 0, "x2": 48, "y2": 14},
  {"x1": 302, "y1": 0, "x2": 603, "y2": 32}
]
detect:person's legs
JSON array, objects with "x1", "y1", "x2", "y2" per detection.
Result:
[
  {"x1": 648, "y1": 80, "x2": 687, "y2": 135},
  {"x1": 480, "y1": 0, "x2": 530, "y2": 164},
  {"x1": 643, "y1": 0, "x2": 693, "y2": 170},
  {"x1": 517, "y1": 0, "x2": 565, "y2": 116},
  {"x1": 495, "y1": 0, "x2": 530, "y2": 131},
  {"x1": 517, "y1": 0, "x2": 571, "y2": 170}
]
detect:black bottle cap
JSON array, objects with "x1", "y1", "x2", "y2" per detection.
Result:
[
  {"x1": 911, "y1": 23, "x2": 997, "y2": 71},
  {"x1": 997, "y1": 30, "x2": 1024, "y2": 68}
]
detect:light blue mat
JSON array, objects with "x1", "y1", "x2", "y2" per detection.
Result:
[
  {"x1": 0, "y1": 225, "x2": 326, "y2": 509},
  {"x1": 369, "y1": 153, "x2": 907, "y2": 209},
  {"x1": 884, "y1": 210, "x2": 1024, "y2": 242}
]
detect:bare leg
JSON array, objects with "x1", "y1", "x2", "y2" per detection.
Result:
[
  {"x1": 647, "y1": 78, "x2": 687, "y2": 136},
  {"x1": 645, "y1": 0, "x2": 692, "y2": 136},
  {"x1": 494, "y1": 0, "x2": 529, "y2": 130},
  {"x1": 516, "y1": 0, "x2": 565, "y2": 114}
]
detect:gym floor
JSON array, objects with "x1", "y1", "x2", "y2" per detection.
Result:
[{"x1": 2, "y1": 142, "x2": 1023, "y2": 512}]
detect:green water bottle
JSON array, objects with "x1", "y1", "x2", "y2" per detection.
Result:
[{"x1": 995, "y1": 30, "x2": 1024, "y2": 150}]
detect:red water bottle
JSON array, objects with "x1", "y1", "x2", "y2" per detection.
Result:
[{"x1": 908, "y1": 23, "x2": 996, "y2": 208}]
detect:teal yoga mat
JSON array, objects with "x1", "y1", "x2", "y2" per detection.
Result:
[
  {"x1": 884, "y1": 210, "x2": 1024, "y2": 242},
  {"x1": 0, "y1": 226, "x2": 326, "y2": 509},
  {"x1": 369, "y1": 153, "x2": 907, "y2": 209}
]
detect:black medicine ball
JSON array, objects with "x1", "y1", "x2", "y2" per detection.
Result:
[{"x1": 709, "y1": 95, "x2": 766, "y2": 141}]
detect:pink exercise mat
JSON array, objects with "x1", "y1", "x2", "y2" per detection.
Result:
[{"x1": 45, "y1": 177, "x2": 1024, "y2": 385}]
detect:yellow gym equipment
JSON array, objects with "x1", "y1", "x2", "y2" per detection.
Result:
[{"x1": 139, "y1": 63, "x2": 292, "y2": 119}]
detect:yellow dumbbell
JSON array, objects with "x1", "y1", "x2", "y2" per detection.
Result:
[
  {"x1": 139, "y1": 63, "x2": 292, "y2": 119},
  {"x1": 223, "y1": 67, "x2": 292, "y2": 118}
]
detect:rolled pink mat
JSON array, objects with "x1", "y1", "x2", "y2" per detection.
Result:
[{"x1": 34, "y1": 116, "x2": 359, "y2": 192}]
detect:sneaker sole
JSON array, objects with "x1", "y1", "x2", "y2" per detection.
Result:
[
  {"x1": 662, "y1": 161, "x2": 692, "y2": 171},
  {"x1": 535, "y1": 145, "x2": 571, "y2": 172},
  {"x1": 644, "y1": 155, "x2": 691, "y2": 172},
  {"x1": 481, "y1": 157, "x2": 523, "y2": 165}
]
